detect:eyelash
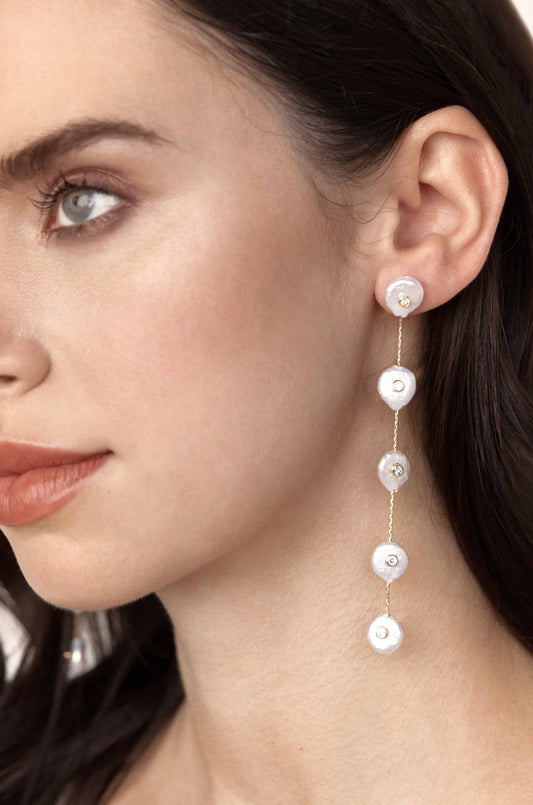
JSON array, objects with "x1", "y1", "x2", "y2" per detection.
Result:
[{"x1": 30, "y1": 171, "x2": 125, "y2": 241}]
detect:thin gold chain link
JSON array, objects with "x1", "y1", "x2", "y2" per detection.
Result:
[
  {"x1": 397, "y1": 315, "x2": 403, "y2": 364},
  {"x1": 385, "y1": 315, "x2": 403, "y2": 617}
]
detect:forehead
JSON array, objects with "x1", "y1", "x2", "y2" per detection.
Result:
[
  {"x1": 0, "y1": 0, "x2": 240, "y2": 156},
  {"x1": 0, "y1": 0, "x2": 160, "y2": 96}
]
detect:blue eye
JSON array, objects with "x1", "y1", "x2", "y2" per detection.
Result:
[{"x1": 31, "y1": 173, "x2": 126, "y2": 240}]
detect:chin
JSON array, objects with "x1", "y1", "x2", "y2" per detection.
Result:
[{"x1": 20, "y1": 569, "x2": 140, "y2": 613}]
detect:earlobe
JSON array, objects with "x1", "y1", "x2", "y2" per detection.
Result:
[{"x1": 373, "y1": 105, "x2": 509, "y2": 315}]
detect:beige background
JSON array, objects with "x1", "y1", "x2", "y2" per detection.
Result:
[{"x1": 513, "y1": 0, "x2": 533, "y2": 34}]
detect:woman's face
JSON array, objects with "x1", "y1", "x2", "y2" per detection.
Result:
[{"x1": 0, "y1": 0, "x2": 376, "y2": 608}]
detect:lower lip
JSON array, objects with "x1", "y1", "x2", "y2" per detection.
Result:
[{"x1": 0, "y1": 453, "x2": 111, "y2": 525}]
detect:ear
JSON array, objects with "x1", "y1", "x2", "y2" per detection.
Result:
[{"x1": 366, "y1": 105, "x2": 508, "y2": 314}]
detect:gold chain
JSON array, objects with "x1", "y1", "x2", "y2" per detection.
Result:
[{"x1": 385, "y1": 315, "x2": 403, "y2": 617}]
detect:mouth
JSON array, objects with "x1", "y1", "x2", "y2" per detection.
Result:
[
  {"x1": 0, "y1": 451, "x2": 113, "y2": 526},
  {"x1": 0, "y1": 441, "x2": 112, "y2": 476}
]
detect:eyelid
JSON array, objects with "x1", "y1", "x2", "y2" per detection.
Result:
[{"x1": 48, "y1": 167, "x2": 136, "y2": 197}]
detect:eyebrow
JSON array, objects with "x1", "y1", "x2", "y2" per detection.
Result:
[{"x1": 0, "y1": 118, "x2": 176, "y2": 190}]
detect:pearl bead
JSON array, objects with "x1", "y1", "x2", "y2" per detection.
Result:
[
  {"x1": 377, "y1": 450, "x2": 410, "y2": 491},
  {"x1": 377, "y1": 365, "x2": 416, "y2": 410},
  {"x1": 385, "y1": 276, "x2": 424, "y2": 317},
  {"x1": 368, "y1": 613, "x2": 404, "y2": 653},
  {"x1": 371, "y1": 541, "x2": 409, "y2": 581}
]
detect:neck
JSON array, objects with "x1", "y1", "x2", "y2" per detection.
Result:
[{"x1": 151, "y1": 373, "x2": 532, "y2": 805}]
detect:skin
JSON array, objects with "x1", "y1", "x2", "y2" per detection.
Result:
[{"x1": 0, "y1": 1, "x2": 531, "y2": 803}]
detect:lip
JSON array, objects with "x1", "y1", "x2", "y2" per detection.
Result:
[
  {"x1": 0, "y1": 442, "x2": 112, "y2": 525},
  {"x1": 0, "y1": 440, "x2": 111, "y2": 476}
]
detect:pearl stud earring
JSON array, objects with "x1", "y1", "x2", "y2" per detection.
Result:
[{"x1": 368, "y1": 275, "x2": 424, "y2": 654}]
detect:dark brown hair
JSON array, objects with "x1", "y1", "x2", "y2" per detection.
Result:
[{"x1": 0, "y1": 1, "x2": 531, "y2": 803}]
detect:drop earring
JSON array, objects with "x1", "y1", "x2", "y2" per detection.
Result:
[{"x1": 368, "y1": 275, "x2": 424, "y2": 654}]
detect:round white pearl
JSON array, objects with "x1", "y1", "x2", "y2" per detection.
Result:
[
  {"x1": 368, "y1": 613, "x2": 404, "y2": 653},
  {"x1": 385, "y1": 276, "x2": 424, "y2": 317},
  {"x1": 377, "y1": 450, "x2": 410, "y2": 491},
  {"x1": 378, "y1": 365, "x2": 416, "y2": 410},
  {"x1": 371, "y1": 541, "x2": 409, "y2": 582}
]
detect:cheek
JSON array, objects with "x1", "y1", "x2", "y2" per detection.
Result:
[
  {"x1": 127, "y1": 222, "x2": 342, "y2": 516},
  {"x1": 25, "y1": 181, "x2": 356, "y2": 609}
]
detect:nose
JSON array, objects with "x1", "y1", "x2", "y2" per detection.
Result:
[{"x1": 0, "y1": 335, "x2": 50, "y2": 397}]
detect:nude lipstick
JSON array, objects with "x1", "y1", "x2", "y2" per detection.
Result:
[{"x1": 0, "y1": 442, "x2": 112, "y2": 525}]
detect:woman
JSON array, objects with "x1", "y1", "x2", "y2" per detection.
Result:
[{"x1": 0, "y1": 0, "x2": 531, "y2": 802}]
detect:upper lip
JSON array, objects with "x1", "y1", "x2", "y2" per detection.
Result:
[{"x1": 0, "y1": 441, "x2": 112, "y2": 477}]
